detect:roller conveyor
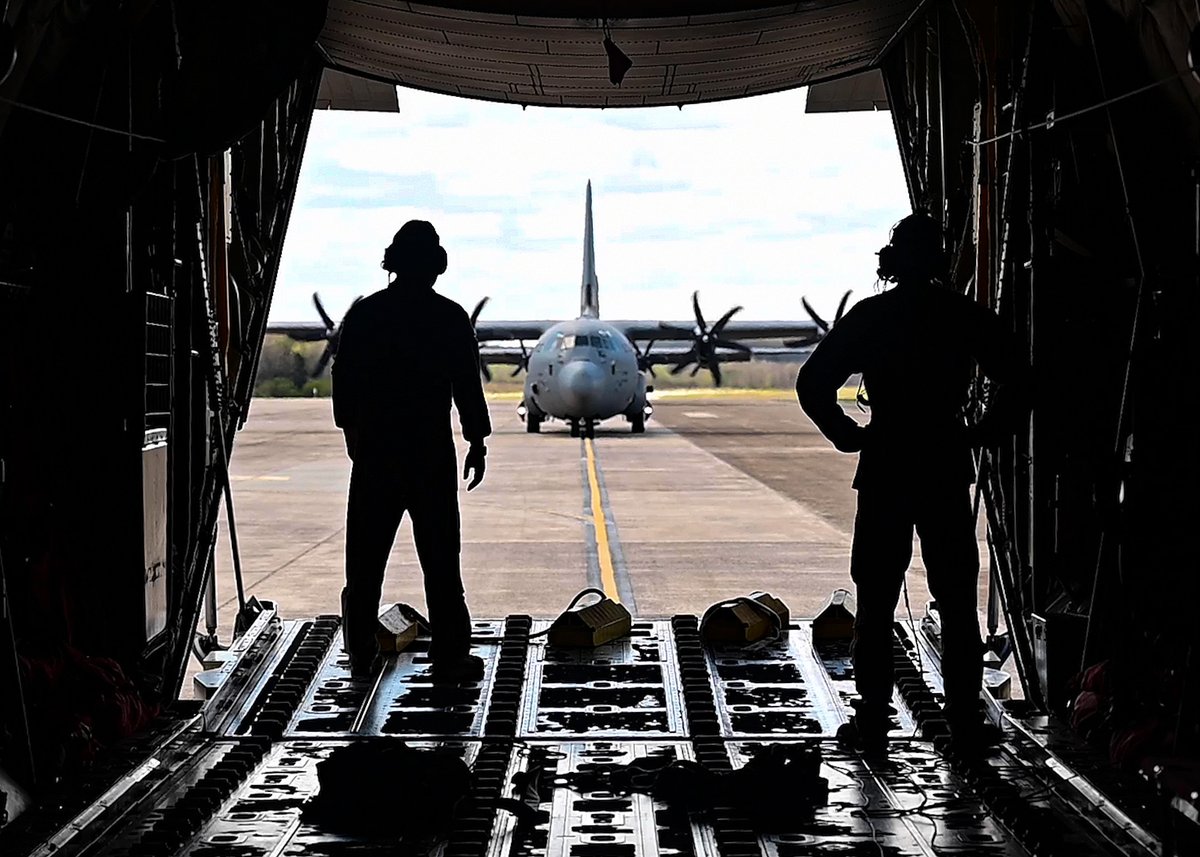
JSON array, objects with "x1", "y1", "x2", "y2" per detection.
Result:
[{"x1": 1, "y1": 606, "x2": 1189, "y2": 857}]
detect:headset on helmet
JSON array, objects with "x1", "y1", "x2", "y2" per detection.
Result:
[
  {"x1": 876, "y1": 212, "x2": 945, "y2": 284},
  {"x1": 381, "y1": 220, "x2": 448, "y2": 277}
]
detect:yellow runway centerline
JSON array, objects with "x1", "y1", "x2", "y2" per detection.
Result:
[{"x1": 583, "y1": 437, "x2": 620, "y2": 603}]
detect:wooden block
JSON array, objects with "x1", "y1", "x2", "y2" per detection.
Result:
[
  {"x1": 812, "y1": 589, "x2": 856, "y2": 641},
  {"x1": 547, "y1": 597, "x2": 632, "y2": 648},
  {"x1": 376, "y1": 604, "x2": 419, "y2": 653},
  {"x1": 702, "y1": 592, "x2": 790, "y2": 643}
]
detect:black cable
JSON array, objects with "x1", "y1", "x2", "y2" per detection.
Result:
[
  {"x1": 72, "y1": 62, "x2": 111, "y2": 207},
  {"x1": 971, "y1": 72, "x2": 1184, "y2": 150},
  {"x1": 0, "y1": 464, "x2": 37, "y2": 790},
  {"x1": 453, "y1": 588, "x2": 617, "y2": 644},
  {"x1": 699, "y1": 595, "x2": 785, "y2": 647},
  {"x1": 524, "y1": 588, "x2": 610, "y2": 639},
  {"x1": 993, "y1": 2, "x2": 1037, "y2": 312},
  {"x1": 191, "y1": 159, "x2": 250, "y2": 638},
  {"x1": 1078, "y1": 5, "x2": 1150, "y2": 674},
  {"x1": 0, "y1": 95, "x2": 165, "y2": 143}
]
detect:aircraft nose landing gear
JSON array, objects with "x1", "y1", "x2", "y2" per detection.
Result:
[{"x1": 570, "y1": 419, "x2": 596, "y2": 438}]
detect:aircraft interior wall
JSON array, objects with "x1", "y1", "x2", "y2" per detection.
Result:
[
  {"x1": 2, "y1": 0, "x2": 1199, "y2": 817},
  {"x1": 0, "y1": 3, "x2": 323, "y2": 791},
  {"x1": 884, "y1": 0, "x2": 1200, "y2": 757}
]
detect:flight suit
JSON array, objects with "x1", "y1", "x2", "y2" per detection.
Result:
[
  {"x1": 332, "y1": 285, "x2": 491, "y2": 671},
  {"x1": 797, "y1": 283, "x2": 1023, "y2": 732}
]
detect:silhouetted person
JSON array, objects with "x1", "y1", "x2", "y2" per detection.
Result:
[
  {"x1": 333, "y1": 220, "x2": 490, "y2": 681},
  {"x1": 796, "y1": 212, "x2": 1026, "y2": 756}
]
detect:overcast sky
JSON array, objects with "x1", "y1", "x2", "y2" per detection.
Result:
[{"x1": 270, "y1": 86, "x2": 911, "y2": 327}]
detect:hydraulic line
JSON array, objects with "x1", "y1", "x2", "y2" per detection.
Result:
[
  {"x1": 979, "y1": 455, "x2": 1044, "y2": 709},
  {"x1": 0, "y1": 459, "x2": 36, "y2": 789},
  {"x1": 1078, "y1": 6, "x2": 1150, "y2": 672},
  {"x1": 195, "y1": 215, "x2": 250, "y2": 637}
]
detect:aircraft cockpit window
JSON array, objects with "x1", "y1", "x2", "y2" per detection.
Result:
[
  {"x1": 560, "y1": 334, "x2": 605, "y2": 349},
  {"x1": 598, "y1": 331, "x2": 620, "y2": 351}
]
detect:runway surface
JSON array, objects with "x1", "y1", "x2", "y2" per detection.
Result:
[{"x1": 210, "y1": 395, "x2": 990, "y2": 642}]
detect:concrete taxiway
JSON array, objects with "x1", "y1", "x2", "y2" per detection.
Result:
[{"x1": 210, "y1": 394, "x2": 991, "y2": 643}]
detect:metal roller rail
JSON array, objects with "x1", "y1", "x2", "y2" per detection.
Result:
[
  {"x1": 238, "y1": 616, "x2": 339, "y2": 740},
  {"x1": 5, "y1": 612, "x2": 1180, "y2": 857},
  {"x1": 889, "y1": 623, "x2": 1146, "y2": 857},
  {"x1": 672, "y1": 614, "x2": 760, "y2": 857},
  {"x1": 444, "y1": 614, "x2": 532, "y2": 857}
]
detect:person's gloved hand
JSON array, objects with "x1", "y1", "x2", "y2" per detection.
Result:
[
  {"x1": 831, "y1": 423, "x2": 867, "y2": 454},
  {"x1": 463, "y1": 443, "x2": 486, "y2": 491}
]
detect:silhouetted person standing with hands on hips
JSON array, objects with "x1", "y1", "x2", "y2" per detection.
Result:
[
  {"x1": 333, "y1": 220, "x2": 491, "y2": 682},
  {"x1": 796, "y1": 212, "x2": 1027, "y2": 757}
]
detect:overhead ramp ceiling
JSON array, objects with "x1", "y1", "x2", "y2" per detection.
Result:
[
  {"x1": 317, "y1": 1, "x2": 923, "y2": 108},
  {"x1": 805, "y1": 68, "x2": 889, "y2": 112},
  {"x1": 316, "y1": 68, "x2": 401, "y2": 111}
]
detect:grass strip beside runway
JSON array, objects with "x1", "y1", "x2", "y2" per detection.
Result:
[{"x1": 483, "y1": 386, "x2": 861, "y2": 403}]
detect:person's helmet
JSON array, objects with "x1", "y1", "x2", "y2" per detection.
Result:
[
  {"x1": 381, "y1": 220, "x2": 448, "y2": 277},
  {"x1": 876, "y1": 212, "x2": 945, "y2": 284}
]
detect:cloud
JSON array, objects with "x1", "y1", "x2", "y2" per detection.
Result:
[{"x1": 271, "y1": 86, "x2": 910, "y2": 326}]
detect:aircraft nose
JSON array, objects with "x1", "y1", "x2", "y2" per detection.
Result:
[{"x1": 558, "y1": 359, "x2": 605, "y2": 416}]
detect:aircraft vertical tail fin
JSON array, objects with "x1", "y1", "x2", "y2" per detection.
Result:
[{"x1": 580, "y1": 180, "x2": 600, "y2": 318}]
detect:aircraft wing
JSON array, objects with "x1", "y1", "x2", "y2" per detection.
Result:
[
  {"x1": 613, "y1": 320, "x2": 823, "y2": 346},
  {"x1": 642, "y1": 345, "x2": 812, "y2": 366},
  {"x1": 642, "y1": 346, "x2": 751, "y2": 367},
  {"x1": 265, "y1": 320, "x2": 551, "y2": 343},
  {"x1": 737, "y1": 346, "x2": 815, "y2": 363},
  {"x1": 478, "y1": 345, "x2": 529, "y2": 366},
  {"x1": 265, "y1": 322, "x2": 331, "y2": 342},
  {"x1": 267, "y1": 319, "x2": 551, "y2": 346},
  {"x1": 473, "y1": 321, "x2": 555, "y2": 342}
]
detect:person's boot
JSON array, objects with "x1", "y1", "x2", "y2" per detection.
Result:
[
  {"x1": 836, "y1": 702, "x2": 893, "y2": 757},
  {"x1": 944, "y1": 718, "x2": 1005, "y2": 759},
  {"x1": 431, "y1": 653, "x2": 485, "y2": 684},
  {"x1": 349, "y1": 652, "x2": 382, "y2": 680}
]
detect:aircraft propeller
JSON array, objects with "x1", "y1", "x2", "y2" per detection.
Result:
[
  {"x1": 470, "y1": 297, "x2": 494, "y2": 382},
  {"x1": 800, "y1": 290, "x2": 853, "y2": 336},
  {"x1": 310, "y1": 292, "x2": 361, "y2": 377},
  {"x1": 657, "y1": 291, "x2": 751, "y2": 387},
  {"x1": 510, "y1": 340, "x2": 530, "y2": 377},
  {"x1": 634, "y1": 339, "x2": 659, "y2": 377}
]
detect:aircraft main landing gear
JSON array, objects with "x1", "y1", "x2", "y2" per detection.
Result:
[{"x1": 630, "y1": 412, "x2": 645, "y2": 434}]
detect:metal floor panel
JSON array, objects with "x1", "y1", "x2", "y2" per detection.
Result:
[
  {"x1": 276, "y1": 622, "x2": 506, "y2": 739},
  {"x1": 519, "y1": 621, "x2": 688, "y2": 739},
  {"x1": 726, "y1": 741, "x2": 1022, "y2": 856},
  {"x1": 707, "y1": 625, "x2": 921, "y2": 739},
  {"x1": 810, "y1": 636, "x2": 920, "y2": 738},
  {"x1": 488, "y1": 741, "x2": 705, "y2": 857},
  {"x1": 188, "y1": 740, "x2": 477, "y2": 857},
  {"x1": 7, "y1": 614, "x2": 1165, "y2": 857}
]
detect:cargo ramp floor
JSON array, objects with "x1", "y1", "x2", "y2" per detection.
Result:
[{"x1": 2, "y1": 608, "x2": 1188, "y2": 857}]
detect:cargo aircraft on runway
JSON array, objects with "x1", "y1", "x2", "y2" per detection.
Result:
[{"x1": 269, "y1": 182, "x2": 849, "y2": 436}]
